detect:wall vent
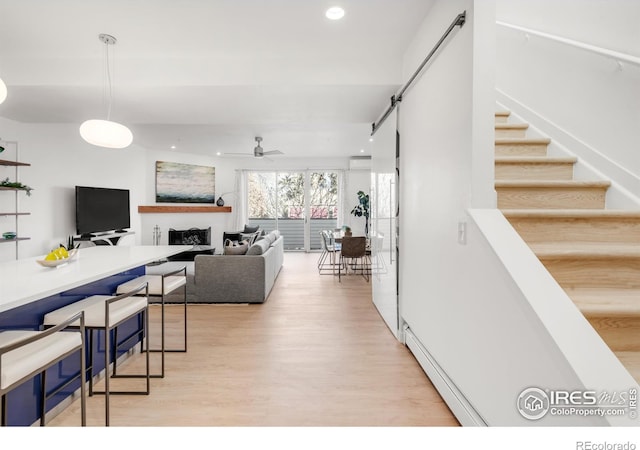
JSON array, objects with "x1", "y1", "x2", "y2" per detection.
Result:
[{"x1": 349, "y1": 156, "x2": 371, "y2": 170}]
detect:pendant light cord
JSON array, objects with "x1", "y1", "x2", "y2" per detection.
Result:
[{"x1": 104, "y1": 39, "x2": 113, "y2": 121}]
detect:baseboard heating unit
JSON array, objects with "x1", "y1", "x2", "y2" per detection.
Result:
[{"x1": 404, "y1": 325, "x2": 487, "y2": 426}]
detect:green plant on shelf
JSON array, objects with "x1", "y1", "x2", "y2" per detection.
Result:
[{"x1": 0, "y1": 178, "x2": 33, "y2": 196}]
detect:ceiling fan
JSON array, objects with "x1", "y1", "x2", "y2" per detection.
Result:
[{"x1": 224, "y1": 137, "x2": 284, "y2": 159}]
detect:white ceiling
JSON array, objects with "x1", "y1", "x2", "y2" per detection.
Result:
[{"x1": 0, "y1": 0, "x2": 433, "y2": 158}]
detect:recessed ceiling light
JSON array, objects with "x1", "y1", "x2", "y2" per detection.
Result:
[
  {"x1": 326, "y1": 6, "x2": 345, "y2": 20},
  {"x1": 216, "y1": 152, "x2": 221, "y2": 156},
  {"x1": 369, "y1": 137, "x2": 374, "y2": 142},
  {"x1": 360, "y1": 149, "x2": 365, "y2": 153},
  {"x1": 170, "y1": 145, "x2": 176, "y2": 149}
]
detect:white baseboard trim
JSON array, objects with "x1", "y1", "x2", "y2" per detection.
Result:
[{"x1": 404, "y1": 326, "x2": 486, "y2": 426}]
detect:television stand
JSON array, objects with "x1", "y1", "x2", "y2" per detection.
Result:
[{"x1": 75, "y1": 230, "x2": 135, "y2": 246}]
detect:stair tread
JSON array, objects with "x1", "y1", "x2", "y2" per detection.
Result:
[
  {"x1": 495, "y1": 180, "x2": 611, "y2": 188},
  {"x1": 495, "y1": 156, "x2": 577, "y2": 164},
  {"x1": 530, "y1": 242, "x2": 640, "y2": 258},
  {"x1": 566, "y1": 288, "x2": 640, "y2": 315},
  {"x1": 495, "y1": 123, "x2": 529, "y2": 130},
  {"x1": 492, "y1": 114, "x2": 640, "y2": 365},
  {"x1": 502, "y1": 209, "x2": 640, "y2": 218},
  {"x1": 495, "y1": 138, "x2": 551, "y2": 144},
  {"x1": 495, "y1": 111, "x2": 510, "y2": 116}
]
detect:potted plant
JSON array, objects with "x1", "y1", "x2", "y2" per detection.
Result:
[{"x1": 350, "y1": 190, "x2": 370, "y2": 236}]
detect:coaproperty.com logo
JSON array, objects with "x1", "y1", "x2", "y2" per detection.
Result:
[{"x1": 517, "y1": 386, "x2": 637, "y2": 421}]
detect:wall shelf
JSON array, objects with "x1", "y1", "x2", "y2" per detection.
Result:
[
  {"x1": 0, "y1": 141, "x2": 29, "y2": 259},
  {"x1": 138, "y1": 205, "x2": 232, "y2": 213},
  {"x1": 0, "y1": 186, "x2": 30, "y2": 192},
  {"x1": 0, "y1": 159, "x2": 30, "y2": 167},
  {"x1": 0, "y1": 237, "x2": 30, "y2": 243}
]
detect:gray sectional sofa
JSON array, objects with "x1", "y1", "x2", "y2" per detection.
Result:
[{"x1": 146, "y1": 230, "x2": 284, "y2": 304}]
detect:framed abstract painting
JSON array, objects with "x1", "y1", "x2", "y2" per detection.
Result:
[{"x1": 155, "y1": 161, "x2": 215, "y2": 203}]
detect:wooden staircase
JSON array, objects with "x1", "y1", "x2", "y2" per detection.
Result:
[{"x1": 495, "y1": 111, "x2": 640, "y2": 383}]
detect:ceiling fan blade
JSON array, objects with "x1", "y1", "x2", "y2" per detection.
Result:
[
  {"x1": 263, "y1": 150, "x2": 283, "y2": 156},
  {"x1": 223, "y1": 152, "x2": 253, "y2": 156}
]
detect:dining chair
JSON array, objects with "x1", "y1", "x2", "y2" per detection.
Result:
[
  {"x1": 319, "y1": 230, "x2": 342, "y2": 275},
  {"x1": 338, "y1": 236, "x2": 369, "y2": 282}
]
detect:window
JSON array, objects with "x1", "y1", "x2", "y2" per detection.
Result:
[{"x1": 247, "y1": 171, "x2": 340, "y2": 251}]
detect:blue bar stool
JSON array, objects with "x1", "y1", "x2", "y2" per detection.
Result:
[{"x1": 0, "y1": 311, "x2": 86, "y2": 426}]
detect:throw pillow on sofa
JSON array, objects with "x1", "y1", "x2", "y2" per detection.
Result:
[
  {"x1": 240, "y1": 231, "x2": 260, "y2": 246},
  {"x1": 224, "y1": 239, "x2": 249, "y2": 255},
  {"x1": 246, "y1": 238, "x2": 270, "y2": 255},
  {"x1": 243, "y1": 224, "x2": 260, "y2": 234}
]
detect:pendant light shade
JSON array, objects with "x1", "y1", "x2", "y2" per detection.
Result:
[
  {"x1": 0, "y1": 77, "x2": 7, "y2": 104},
  {"x1": 80, "y1": 34, "x2": 132, "y2": 149},
  {"x1": 80, "y1": 119, "x2": 133, "y2": 149}
]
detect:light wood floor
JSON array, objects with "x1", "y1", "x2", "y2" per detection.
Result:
[{"x1": 49, "y1": 252, "x2": 458, "y2": 427}]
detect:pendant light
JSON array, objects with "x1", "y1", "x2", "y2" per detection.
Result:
[
  {"x1": 0, "y1": 77, "x2": 7, "y2": 104},
  {"x1": 79, "y1": 34, "x2": 133, "y2": 149},
  {"x1": 0, "y1": 56, "x2": 7, "y2": 104}
]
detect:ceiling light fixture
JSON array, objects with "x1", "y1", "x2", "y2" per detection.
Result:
[
  {"x1": 0, "y1": 77, "x2": 7, "y2": 105},
  {"x1": 170, "y1": 145, "x2": 176, "y2": 149},
  {"x1": 79, "y1": 34, "x2": 133, "y2": 149},
  {"x1": 325, "y1": 6, "x2": 345, "y2": 20}
]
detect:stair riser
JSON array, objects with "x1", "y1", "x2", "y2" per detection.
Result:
[
  {"x1": 495, "y1": 163, "x2": 574, "y2": 181},
  {"x1": 495, "y1": 144, "x2": 548, "y2": 156},
  {"x1": 586, "y1": 316, "x2": 640, "y2": 352},
  {"x1": 497, "y1": 187, "x2": 607, "y2": 209},
  {"x1": 495, "y1": 129, "x2": 527, "y2": 139},
  {"x1": 540, "y1": 258, "x2": 640, "y2": 289},
  {"x1": 495, "y1": 116, "x2": 509, "y2": 124},
  {"x1": 507, "y1": 217, "x2": 640, "y2": 244}
]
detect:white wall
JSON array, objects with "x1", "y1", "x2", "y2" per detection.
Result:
[
  {"x1": 0, "y1": 117, "x2": 146, "y2": 261},
  {"x1": 495, "y1": 0, "x2": 640, "y2": 207},
  {"x1": 397, "y1": 0, "x2": 634, "y2": 425},
  {"x1": 139, "y1": 150, "x2": 236, "y2": 250},
  {"x1": 496, "y1": 0, "x2": 640, "y2": 55}
]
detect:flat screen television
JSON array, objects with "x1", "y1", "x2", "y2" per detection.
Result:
[{"x1": 75, "y1": 186, "x2": 131, "y2": 236}]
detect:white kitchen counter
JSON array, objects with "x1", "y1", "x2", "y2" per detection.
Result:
[{"x1": 0, "y1": 245, "x2": 191, "y2": 313}]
